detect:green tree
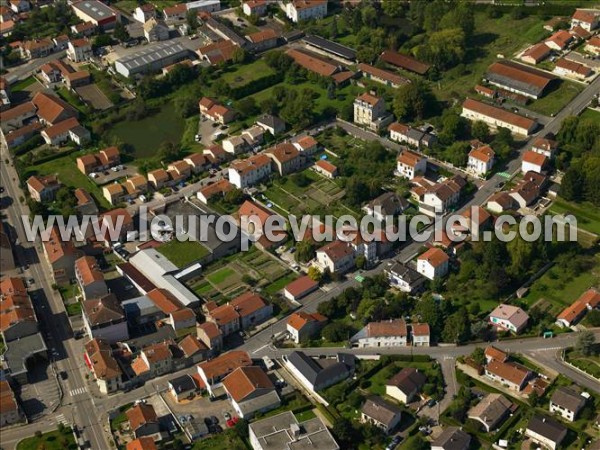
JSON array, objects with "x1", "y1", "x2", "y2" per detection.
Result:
[
  {"x1": 442, "y1": 308, "x2": 470, "y2": 343},
  {"x1": 322, "y1": 322, "x2": 351, "y2": 342},
  {"x1": 308, "y1": 266, "x2": 322, "y2": 282},
  {"x1": 445, "y1": 141, "x2": 471, "y2": 167},
  {"x1": 158, "y1": 141, "x2": 180, "y2": 163},
  {"x1": 528, "y1": 390, "x2": 540, "y2": 407},
  {"x1": 586, "y1": 310, "x2": 600, "y2": 327},
  {"x1": 224, "y1": 188, "x2": 247, "y2": 205},
  {"x1": 470, "y1": 347, "x2": 486, "y2": 366},
  {"x1": 186, "y1": 10, "x2": 199, "y2": 30},
  {"x1": 173, "y1": 95, "x2": 198, "y2": 118},
  {"x1": 236, "y1": 97, "x2": 258, "y2": 118},
  {"x1": 295, "y1": 240, "x2": 316, "y2": 263},
  {"x1": 330, "y1": 16, "x2": 338, "y2": 38},
  {"x1": 361, "y1": 5, "x2": 378, "y2": 27},
  {"x1": 471, "y1": 121, "x2": 490, "y2": 142},
  {"x1": 113, "y1": 21, "x2": 130, "y2": 43},
  {"x1": 382, "y1": 0, "x2": 404, "y2": 17},
  {"x1": 393, "y1": 81, "x2": 437, "y2": 121},
  {"x1": 575, "y1": 330, "x2": 596, "y2": 356},
  {"x1": 232, "y1": 47, "x2": 248, "y2": 64},
  {"x1": 355, "y1": 255, "x2": 366, "y2": 270}
]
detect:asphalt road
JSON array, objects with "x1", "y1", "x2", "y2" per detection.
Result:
[
  {"x1": 4, "y1": 50, "x2": 67, "y2": 84},
  {"x1": 0, "y1": 147, "x2": 110, "y2": 450}
]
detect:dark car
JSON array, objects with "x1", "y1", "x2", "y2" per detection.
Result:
[
  {"x1": 210, "y1": 416, "x2": 219, "y2": 425},
  {"x1": 60, "y1": 371, "x2": 68, "y2": 380}
]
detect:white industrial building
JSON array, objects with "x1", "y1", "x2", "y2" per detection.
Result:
[{"x1": 114, "y1": 41, "x2": 191, "y2": 77}]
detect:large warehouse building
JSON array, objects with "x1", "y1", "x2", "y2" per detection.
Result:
[
  {"x1": 485, "y1": 60, "x2": 556, "y2": 99},
  {"x1": 114, "y1": 41, "x2": 191, "y2": 77},
  {"x1": 71, "y1": 0, "x2": 120, "y2": 29}
]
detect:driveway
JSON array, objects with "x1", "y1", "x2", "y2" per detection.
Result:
[
  {"x1": 162, "y1": 390, "x2": 235, "y2": 423},
  {"x1": 92, "y1": 165, "x2": 138, "y2": 185},
  {"x1": 75, "y1": 84, "x2": 113, "y2": 110}
]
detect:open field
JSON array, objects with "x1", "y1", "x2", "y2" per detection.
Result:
[
  {"x1": 156, "y1": 239, "x2": 211, "y2": 268},
  {"x1": 24, "y1": 151, "x2": 111, "y2": 209},
  {"x1": 113, "y1": 0, "x2": 174, "y2": 13},
  {"x1": 107, "y1": 102, "x2": 185, "y2": 159},
  {"x1": 549, "y1": 198, "x2": 600, "y2": 236},
  {"x1": 221, "y1": 59, "x2": 276, "y2": 88},
  {"x1": 17, "y1": 428, "x2": 76, "y2": 450},
  {"x1": 519, "y1": 253, "x2": 600, "y2": 311},
  {"x1": 527, "y1": 80, "x2": 584, "y2": 116},
  {"x1": 192, "y1": 429, "x2": 246, "y2": 450},
  {"x1": 433, "y1": 12, "x2": 549, "y2": 102},
  {"x1": 579, "y1": 107, "x2": 600, "y2": 121}
]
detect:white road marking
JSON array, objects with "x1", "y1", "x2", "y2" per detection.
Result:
[{"x1": 69, "y1": 387, "x2": 87, "y2": 396}]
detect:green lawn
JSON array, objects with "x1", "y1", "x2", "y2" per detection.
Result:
[
  {"x1": 549, "y1": 198, "x2": 600, "y2": 235},
  {"x1": 207, "y1": 267, "x2": 236, "y2": 285},
  {"x1": 57, "y1": 87, "x2": 91, "y2": 115},
  {"x1": 295, "y1": 409, "x2": 317, "y2": 422},
  {"x1": 434, "y1": 12, "x2": 549, "y2": 102},
  {"x1": 107, "y1": 101, "x2": 185, "y2": 159},
  {"x1": 527, "y1": 81, "x2": 583, "y2": 116},
  {"x1": 519, "y1": 254, "x2": 600, "y2": 311},
  {"x1": 156, "y1": 239, "x2": 211, "y2": 268},
  {"x1": 221, "y1": 59, "x2": 276, "y2": 88},
  {"x1": 17, "y1": 428, "x2": 76, "y2": 450},
  {"x1": 264, "y1": 272, "x2": 297, "y2": 295},
  {"x1": 25, "y1": 152, "x2": 111, "y2": 210},
  {"x1": 580, "y1": 108, "x2": 600, "y2": 121},
  {"x1": 565, "y1": 348, "x2": 600, "y2": 379},
  {"x1": 113, "y1": 0, "x2": 173, "y2": 12},
  {"x1": 12, "y1": 76, "x2": 37, "y2": 92}
]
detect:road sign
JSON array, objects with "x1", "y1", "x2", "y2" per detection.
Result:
[
  {"x1": 355, "y1": 275, "x2": 365, "y2": 283},
  {"x1": 497, "y1": 172, "x2": 512, "y2": 179}
]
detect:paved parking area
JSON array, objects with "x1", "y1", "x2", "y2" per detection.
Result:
[
  {"x1": 17, "y1": 362, "x2": 61, "y2": 419},
  {"x1": 162, "y1": 390, "x2": 235, "y2": 423},
  {"x1": 565, "y1": 51, "x2": 600, "y2": 70},
  {"x1": 92, "y1": 165, "x2": 138, "y2": 184},
  {"x1": 76, "y1": 84, "x2": 113, "y2": 110}
]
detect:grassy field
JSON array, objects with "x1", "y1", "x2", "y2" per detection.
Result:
[
  {"x1": 367, "y1": 360, "x2": 441, "y2": 397},
  {"x1": 17, "y1": 428, "x2": 76, "y2": 450},
  {"x1": 519, "y1": 254, "x2": 600, "y2": 311},
  {"x1": 57, "y1": 87, "x2": 91, "y2": 115},
  {"x1": 549, "y1": 198, "x2": 600, "y2": 235},
  {"x1": 113, "y1": 0, "x2": 173, "y2": 12},
  {"x1": 156, "y1": 239, "x2": 211, "y2": 268},
  {"x1": 264, "y1": 272, "x2": 297, "y2": 295},
  {"x1": 433, "y1": 12, "x2": 549, "y2": 102},
  {"x1": 527, "y1": 80, "x2": 583, "y2": 116},
  {"x1": 12, "y1": 76, "x2": 37, "y2": 92},
  {"x1": 221, "y1": 59, "x2": 276, "y2": 88},
  {"x1": 25, "y1": 151, "x2": 111, "y2": 210},
  {"x1": 565, "y1": 348, "x2": 600, "y2": 379},
  {"x1": 580, "y1": 108, "x2": 600, "y2": 121},
  {"x1": 107, "y1": 102, "x2": 185, "y2": 159}
]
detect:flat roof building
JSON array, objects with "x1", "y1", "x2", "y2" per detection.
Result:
[
  {"x1": 303, "y1": 34, "x2": 356, "y2": 62},
  {"x1": 71, "y1": 0, "x2": 119, "y2": 29},
  {"x1": 249, "y1": 410, "x2": 339, "y2": 450},
  {"x1": 115, "y1": 41, "x2": 191, "y2": 77}
]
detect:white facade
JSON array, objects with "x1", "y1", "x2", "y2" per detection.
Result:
[
  {"x1": 467, "y1": 153, "x2": 494, "y2": 176},
  {"x1": 83, "y1": 315, "x2": 129, "y2": 343},
  {"x1": 417, "y1": 256, "x2": 449, "y2": 280},
  {"x1": 461, "y1": 102, "x2": 537, "y2": 136},
  {"x1": 67, "y1": 41, "x2": 93, "y2": 62},
  {"x1": 354, "y1": 334, "x2": 407, "y2": 348},
  {"x1": 285, "y1": 0, "x2": 327, "y2": 23},
  {"x1": 549, "y1": 401, "x2": 578, "y2": 422},
  {"x1": 396, "y1": 154, "x2": 426, "y2": 179},
  {"x1": 412, "y1": 334, "x2": 429, "y2": 347},
  {"x1": 228, "y1": 162, "x2": 271, "y2": 188}
]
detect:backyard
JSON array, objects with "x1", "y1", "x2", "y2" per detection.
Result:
[
  {"x1": 549, "y1": 198, "x2": 600, "y2": 236},
  {"x1": 192, "y1": 429, "x2": 246, "y2": 450},
  {"x1": 527, "y1": 80, "x2": 584, "y2": 117},
  {"x1": 24, "y1": 150, "x2": 112, "y2": 209},
  {"x1": 187, "y1": 247, "x2": 295, "y2": 303},
  {"x1": 519, "y1": 252, "x2": 600, "y2": 311},
  {"x1": 221, "y1": 59, "x2": 276, "y2": 88},
  {"x1": 565, "y1": 347, "x2": 600, "y2": 379},
  {"x1": 107, "y1": 101, "x2": 185, "y2": 159},
  {"x1": 156, "y1": 239, "x2": 211, "y2": 268}
]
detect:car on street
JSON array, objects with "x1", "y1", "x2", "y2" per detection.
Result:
[{"x1": 60, "y1": 371, "x2": 68, "y2": 380}]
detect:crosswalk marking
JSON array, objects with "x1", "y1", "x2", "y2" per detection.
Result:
[
  {"x1": 69, "y1": 387, "x2": 87, "y2": 396},
  {"x1": 55, "y1": 414, "x2": 68, "y2": 425},
  {"x1": 537, "y1": 346, "x2": 562, "y2": 351}
]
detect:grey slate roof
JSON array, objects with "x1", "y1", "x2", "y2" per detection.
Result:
[
  {"x1": 386, "y1": 262, "x2": 423, "y2": 285},
  {"x1": 365, "y1": 192, "x2": 409, "y2": 216},
  {"x1": 169, "y1": 374, "x2": 197, "y2": 393},
  {"x1": 550, "y1": 387, "x2": 586, "y2": 413},
  {"x1": 467, "y1": 393, "x2": 512, "y2": 430},
  {"x1": 304, "y1": 35, "x2": 357, "y2": 61},
  {"x1": 361, "y1": 396, "x2": 402, "y2": 428},
  {"x1": 386, "y1": 367, "x2": 426, "y2": 394},
  {"x1": 287, "y1": 351, "x2": 353, "y2": 389},
  {"x1": 432, "y1": 427, "x2": 471, "y2": 450},
  {"x1": 527, "y1": 415, "x2": 567, "y2": 443}
]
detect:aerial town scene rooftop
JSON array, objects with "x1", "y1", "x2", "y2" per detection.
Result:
[{"x1": 0, "y1": 1, "x2": 600, "y2": 450}]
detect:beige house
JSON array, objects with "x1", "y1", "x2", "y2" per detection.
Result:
[
  {"x1": 103, "y1": 183, "x2": 125, "y2": 205},
  {"x1": 265, "y1": 143, "x2": 302, "y2": 176}
]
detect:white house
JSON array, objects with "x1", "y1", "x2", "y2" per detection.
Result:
[
  {"x1": 354, "y1": 92, "x2": 389, "y2": 131},
  {"x1": 82, "y1": 294, "x2": 129, "y2": 343},
  {"x1": 489, "y1": 304, "x2": 529, "y2": 333},
  {"x1": 360, "y1": 397, "x2": 402, "y2": 435},
  {"x1": 144, "y1": 18, "x2": 169, "y2": 42},
  {"x1": 222, "y1": 135, "x2": 247, "y2": 155},
  {"x1": 532, "y1": 137, "x2": 558, "y2": 159},
  {"x1": 384, "y1": 261, "x2": 425, "y2": 294},
  {"x1": 351, "y1": 320, "x2": 408, "y2": 348},
  {"x1": 549, "y1": 387, "x2": 586, "y2": 422},
  {"x1": 242, "y1": 0, "x2": 267, "y2": 17},
  {"x1": 571, "y1": 8, "x2": 600, "y2": 32},
  {"x1": 419, "y1": 176, "x2": 465, "y2": 217},
  {"x1": 133, "y1": 4, "x2": 155, "y2": 23},
  {"x1": 67, "y1": 38, "x2": 93, "y2": 63},
  {"x1": 315, "y1": 240, "x2": 355, "y2": 274},
  {"x1": 467, "y1": 145, "x2": 495, "y2": 177},
  {"x1": 395, "y1": 149, "x2": 427, "y2": 179},
  {"x1": 284, "y1": 0, "x2": 327, "y2": 23},
  {"x1": 462, "y1": 98, "x2": 537, "y2": 136},
  {"x1": 522, "y1": 150, "x2": 547, "y2": 174},
  {"x1": 385, "y1": 367, "x2": 426, "y2": 404},
  {"x1": 228, "y1": 154, "x2": 272, "y2": 189},
  {"x1": 222, "y1": 366, "x2": 280, "y2": 419},
  {"x1": 286, "y1": 312, "x2": 326, "y2": 343},
  {"x1": 525, "y1": 416, "x2": 567, "y2": 450},
  {"x1": 411, "y1": 323, "x2": 430, "y2": 347},
  {"x1": 416, "y1": 247, "x2": 449, "y2": 280}
]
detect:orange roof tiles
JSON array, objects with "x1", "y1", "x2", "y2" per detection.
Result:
[
  {"x1": 411, "y1": 323, "x2": 430, "y2": 336},
  {"x1": 75, "y1": 255, "x2": 104, "y2": 286},
  {"x1": 356, "y1": 92, "x2": 381, "y2": 106},
  {"x1": 147, "y1": 288, "x2": 183, "y2": 315},
  {"x1": 397, "y1": 149, "x2": 424, "y2": 168},
  {"x1": 126, "y1": 438, "x2": 157, "y2": 450},
  {"x1": 485, "y1": 345, "x2": 508, "y2": 362},
  {"x1": 222, "y1": 366, "x2": 274, "y2": 402},
  {"x1": 178, "y1": 334, "x2": 207, "y2": 358},
  {"x1": 358, "y1": 62, "x2": 409, "y2": 86},
  {"x1": 198, "y1": 350, "x2": 252, "y2": 380},
  {"x1": 32, "y1": 92, "x2": 76, "y2": 124},
  {"x1": 126, "y1": 404, "x2": 158, "y2": 431},
  {"x1": 366, "y1": 319, "x2": 407, "y2": 338},
  {"x1": 314, "y1": 159, "x2": 337, "y2": 174},
  {"x1": 284, "y1": 276, "x2": 319, "y2": 298},
  {"x1": 469, "y1": 145, "x2": 495, "y2": 163},
  {"x1": 418, "y1": 247, "x2": 449, "y2": 268},
  {"x1": 523, "y1": 150, "x2": 547, "y2": 167},
  {"x1": 380, "y1": 50, "x2": 430, "y2": 75},
  {"x1": 463, "y1": 98, "x2": 537, "y2": 131},
  {"x1": 286, "y1": 48, "x2": 338, "y2": 77},
  {"x1": 486, "y1": 360, "x2": 530, "y2": 386}
]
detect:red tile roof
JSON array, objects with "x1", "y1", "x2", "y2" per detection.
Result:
[
  {"x1": 284, "y1": 275, "x2": 319, "y2": 298},
  {"x1": 463, "y1": 98, "x2": 536, "y2": 131},
  {"x1": 286, "y1": 48, "x2": 338, "y2": 77},
  {"x1": 222, "y1": 366, "x2": 274, "y2": 402},
  {"x1": 380, "y1": 50, "x2": 430, "y2": 74},
  {"x1": 418, "y1": 247, "x2": 449, "y2": 268}
]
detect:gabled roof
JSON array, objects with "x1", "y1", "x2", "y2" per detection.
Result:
[
  {"x1": 287, "y1": 311, "x2": 326, "y2": 331},
  {"x1": 287, "y1": 351, "x2": 353, "y2": 388},
  {"x1": 397, "y1": 149, "x2": 424, "y2": 168},
  {"x1": 361, "y1": 396, "x2": 402, "y2": 427},
  {"x1": 355, "y1": 92, "x2": 381, "y2": 106},
  {"x1": 485, "y1": 345, "x2": 508, "y2": 362},
  {"x1": 314, "y1": 159, "x2": 337, "y2": 174},
  {"x1": 222, "y1": 365, "x2": 275, "y2": 402},
  {"x1": 266, "y1": 142, "x2": 299, "y2": 164},
  {"x1": 386, "y1": 367, "x2": 426, "y2": 394},
  {"x1": 75, "y1": 255, "x2": 104, "y2": 286},
  {"x1": 550, "y1": 387, "x2": 586, "y2": 413},
  {"x1": 84, "y1": 338, "x2": 121, "y2": 380},
  {"x1": 284, "y1": 276, "x2": 319, "y2": 299},
  {"x1": 32, "y1": 92, "x2": 76, "y2": 124},
  {"x1": 489, "y1": 304, "x2": 529, "y2": 329},
  {"x1": 469, "y1": 145, "x2": 495, "y2": 163},
  {"x1": 365, "y1": 319, "x2": 407, "y2": 338},
  {"x1": 147, "y1": 288, "x2": 184, "y2": 315},
  {"x1": 317, "y1": 240, "x2": 354, "y2": 262},
  {"x1": 411, "y1": 323, "x2": 430, "y2": 337},
  {"x1": 431, "y1": 427, "x2": 471, "y2": 450},
  {"x1": 246, "y1": 28, "x2": 278, "y2": 44},
  {"x1": 286, "y1": 48, "x2": 338, "y2": 77},
  {"x1": 198, "y1": 350, "x2": 252, "y2": 381},
  {"x1": 418, "y1": 247, "x2": 449, "y2": 268},
  {"x1": 463, "y1": 98, "x2": 536, "y2": 130},
  {"x1": 486, "y1": 360, "x2": 530, "y2": 386},
  {"x1": 380, "y1": 50, "x2": 430, "y2": 75},
  {"x1": 526, "y1": 415, "x2": 567, "y2": 444},
  {"x1": 83, "y1": 294, "x2": 124, "y2": 326},
  {"x1": 358, "y1": 63, "x2": 409, "y2": 86},
  {"x1": 178, "y1": 335, "x2": 207, "y2": 358},
  {"x1": 126, "y1": 437, "x2": 157, "y2": 450},
  {"x1": 126, "y1": 404, "x2": 158, "y2": 431},
  {"x1": 468, "y1": 393, "x2": 512, "y2": 428}
]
